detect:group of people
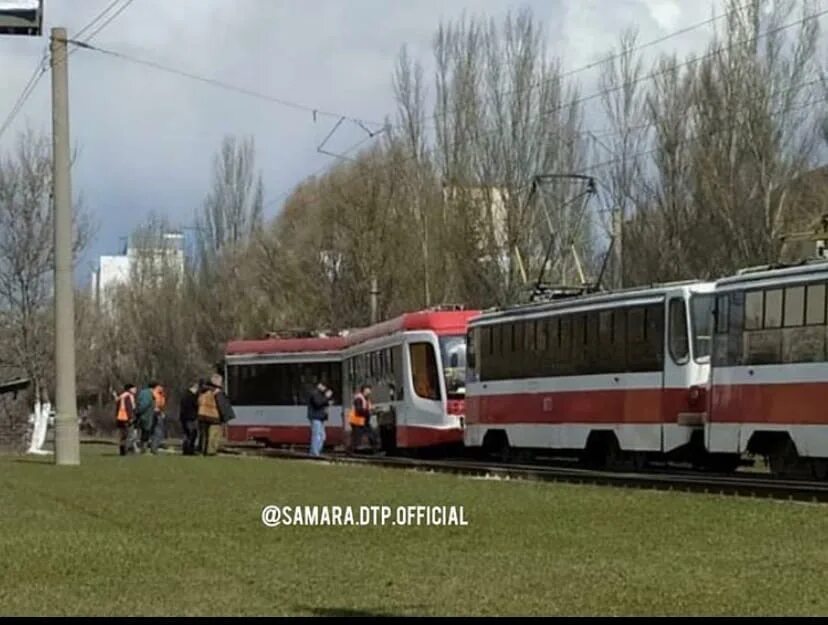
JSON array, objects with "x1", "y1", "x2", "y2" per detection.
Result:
[
  {"x1": 306, "y1": 381, "x2": 379, "y2": 456},
  {"x1": 114, "y1": 373, "x2": 235, "y2": 457},
  {"x1": 114, "y1": 381, "x2": 167, "y2": 455}
]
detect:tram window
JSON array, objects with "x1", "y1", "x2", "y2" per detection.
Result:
[
  {"x1": 392, "y1": 346, "x2": 405, "y2": 399},
  {"x1": 523, "y1": 319, "x2": 535, "y2": 352},
  {"x1": 537, "y1": 319, "x2": 547, "y2": 351},
  {"x1": 467, "y1": 331, "x2": 477, "y2": 374},
  {"x1": 599, "y1": 311, "x2": 613, "y2": 350},
  {"x1": 806, "y1": 283, "x2": 826, "y2": 325},
  {"x1": 744, "y1": 290, "x2": 763, "y2": 330},
  {"x1": 715, "y1": 295, "x2": 729, "y2": 333},
  {"x1": 783, "y1": 286, "x2": 805, "y2": 327},
  {"x1": 586, "y1": 313, "x2": 599, "y2": 346},
  {"x1": 514, "y1": 322, "x2": 524, "y2": 353},
  {"x1": 611, "y1": 309, "x2": 627, "y2": 371},
  {"x1": 482, "y1": 326, "x2": 491, "y2": 356},
  {"x1": 627, "y1": 307, "x2": 645, "y2": 342},
  {"x1": 646, "y1": 304, "x2": 665, "y2": 366},
  {"x1": 550, "y1": 317, "x2": 560, "y2": 348},
  {"x1": 409, "y1": 342, "x2": 441, "y2": 401},
  {"x1": 668, "y1": 298, "x2": 690, "y2": 364},
  {"x1": 764, "y1": 288, "x2": 783, "y2": 329},
  {"x1": 558, "y1": 315, "x2": 571, "y2": 360},
  {"x1": 572, "y1": 314, "x2": 586, "y2": 347},
  {"x1": 613, "y1": 309, "x2": 626, "y2": 344}
]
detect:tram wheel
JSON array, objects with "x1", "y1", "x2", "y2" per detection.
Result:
[
  {"x1": 811, "y1": 459, "x2": 828, "y2": 481},
  {"x1": 768, "y1": 438, "x2": 807, "y2": 479}
]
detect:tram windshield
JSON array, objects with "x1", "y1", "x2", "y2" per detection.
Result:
[
  {"x1": 690, "y1": 294, "x2": 714, "y2": 362},
  {"x1": 439, "y1": 335, "x2": 467, "y2": 399}
]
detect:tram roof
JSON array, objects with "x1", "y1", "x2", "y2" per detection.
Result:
[
  {"x1": 225, "y1": 336, "x2": 347, "y2": 356},
  {"x1": 716, "y1": 259, "x2": 828, "y2": 289},
  {"x1": 471, "y1": 280, "x2": 712, "y2": 325},
  {"x1": 344, "y1": 309, "x2": 480, "y2": 346}
]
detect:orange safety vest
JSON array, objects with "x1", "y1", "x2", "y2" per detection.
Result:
[
  {"x1": 152, "y1": 386, "x2": 166, "y2": 411},
  {"x1": 348, "y1": 393, "x2": 370, "y2": 427},
  {"x1": 116, "y1": 392, "x2": 134, "y2": 422}
]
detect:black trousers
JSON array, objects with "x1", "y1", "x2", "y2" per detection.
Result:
[
  {"x1": 351, "y1": 424, "x2": 379, "y2": 451},
  {"x1": 181, "y1": 419, "x2": 198, "y2": 455}
]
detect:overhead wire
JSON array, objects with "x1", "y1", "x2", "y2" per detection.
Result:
[
  {"x1": 54, "y1": 3, "x2": 828, "y2": 216},
  {"x1": 0, "y1": 0, "x2": 136, "y2": 144},
  {"x1": 257, "y1": 6, "x2": 828, "y2": 212},
  {"x1": 65, "y1": 38, "x2": 386, "y2": 131}
]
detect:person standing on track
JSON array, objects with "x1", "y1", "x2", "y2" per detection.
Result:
[
  {"x1": 179, "y1": 381, "x2": 200, "y2": 455},
  {"x1": 198, "y1": 374, "x2": 234, "y2": 456},
  {"x1": 348, "y1": 384, "x2": 379, "y2": 453},
  {"x1": 307, "y1": 381, "x2": 332, "y2": 457},
  {"x1": 151, "y1": 382, "x2": 168, "y2": 453},
  {"x1": 134, "y1": 383, "x2": 157, "y2": 454},
  {"x1": 114, "y1": 384, "x2": 137, "y2": 456}
]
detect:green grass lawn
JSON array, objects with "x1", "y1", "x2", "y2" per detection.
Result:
[{"x1": 1, "y1": 444, "x2": 827, "y2": 616}]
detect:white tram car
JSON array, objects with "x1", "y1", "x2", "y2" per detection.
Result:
[
  {"x1": 341, "y1": 309, "x2": 479, "y2": 452},
  {"x1": 464, "y1": 281, "x2": 727, "y2": 468},
  {"x1": 708, "y1": 261, "x2": 828, "y2": 479},
  {"x1": 224, "y1": 336, "x2": 345, "y2": 447}
]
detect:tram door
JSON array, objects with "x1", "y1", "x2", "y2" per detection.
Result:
[{"x1": 663, "y1": 289, "x2": 708, "y2": 453}]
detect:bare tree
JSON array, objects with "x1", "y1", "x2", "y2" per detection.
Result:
[
  {"x1": 197, "y1": 135, "x2": 264, "y2": 268},
  {"x1": 432, "y1": 8, "x2": 590, "y2": 305},
  {"x1": 393, "y1": 46, "x2": 443, "y2": 306},
  {"x1": 597, "y1": 28, "x2": 649, "y2": 288},
  {"x1": 0, "y1": 130, "x2": 92, "y2": 421},
  {"x1": 606, "y1": 0, "x2": 824, "y2": 284}
]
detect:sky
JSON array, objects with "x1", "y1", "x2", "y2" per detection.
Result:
[{"x1": 0, "y1": 0, "x2": 779, "y2": 284}]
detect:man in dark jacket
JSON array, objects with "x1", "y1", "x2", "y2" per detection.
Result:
[
  {"x1": 307, "y1": 381, "x2": 332, "y2": 457},
  {"x1": 179, "y1": 381, "x2": 200, "y2": 455}
]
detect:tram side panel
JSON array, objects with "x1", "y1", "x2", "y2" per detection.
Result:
[
  {"x1": 342, "y1": 330, "x2": 465, "y2": 450},
  {"x1": 225, "y1": 353, "x2": 344, "y2": 448},
  {"x1": 708, "y1": 280, "x2": 828, "y2": 472},
  {"x1": 465, "y1": 284, "x2": 715, "y2": 463}
]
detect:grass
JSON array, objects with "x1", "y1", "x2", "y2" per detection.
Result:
[{"x1": 1, "y1": 444, "x2": 827, "y2": 616}]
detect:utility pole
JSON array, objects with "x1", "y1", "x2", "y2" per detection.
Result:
[
  {"x1": 369, "y1": 275, "x2": 379, "y2": 325},
  {"x1": 51, "y1": 27, "x2": 80, "y2": 465}
]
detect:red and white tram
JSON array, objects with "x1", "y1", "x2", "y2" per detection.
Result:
[
  {"x1": 341, "y1": 308, "x2": 479, "y2": 452},
  {"x1": 224, "y1": 336, "x2": 345, "y2": 447},
  {"x1": 708, "y1": 261, "x2": 828, "y2": 478},
  {"x1": 464, "y1": 282, "x2": 718, "y2": 467}
]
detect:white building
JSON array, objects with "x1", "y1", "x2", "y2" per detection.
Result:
[{"x1": 91, "y1": 233, "x2": 185, "y2": 309}]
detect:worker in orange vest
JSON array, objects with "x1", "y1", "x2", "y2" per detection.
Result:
[
  {"x1": 150, "y1": 382, "x2": 167, "y2": 454},
  {"x1": 348, "y1": 384, "x2": 378, "y2": 453},
  {"x1": 114, "y1": 383, "x2": 137, "y2": 456}
]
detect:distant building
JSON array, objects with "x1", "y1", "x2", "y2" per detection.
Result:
[
  {"x1": 442, "y1": 182, "x2": 512, "y2": 275},
  {"x1": 778, "y1": 166, "x2": 828, "y2": 263},
  {"x1": 91, "y1": 232, "x2": 185, "y2": 310}
]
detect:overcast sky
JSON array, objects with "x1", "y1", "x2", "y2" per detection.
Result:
[{"x1": 0, "y1": 0, "x2": 784, "y2": 282}]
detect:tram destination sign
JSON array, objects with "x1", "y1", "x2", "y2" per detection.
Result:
[{"x1": 0, "y1": 0, "x2": 42, "y2": 36}]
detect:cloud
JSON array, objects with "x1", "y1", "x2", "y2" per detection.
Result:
[{"x1": 0, "y1": 0, "x2": 737, "y2": 282}]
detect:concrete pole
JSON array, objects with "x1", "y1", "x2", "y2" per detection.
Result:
[{"x1": 51, "y1": 28, "x2": 79, "y2": 465}]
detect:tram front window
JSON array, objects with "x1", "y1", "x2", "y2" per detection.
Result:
[
  {"x1": 439, "y1": 335, "x2": 467, "y2": 399},
  {"x1": 690, "y1": 294, "x2": 714, "y2": 362}
]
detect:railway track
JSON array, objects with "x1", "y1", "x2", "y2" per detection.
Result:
[{"x1": 221, "y1": 444, "x2": 828, "y2": 503}]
